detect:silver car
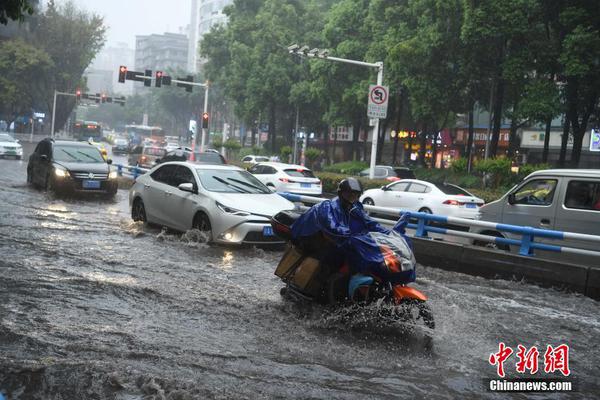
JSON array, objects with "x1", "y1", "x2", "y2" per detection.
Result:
[{"x1": 129, "y1": 162, "x2": 295, "y2": 244}]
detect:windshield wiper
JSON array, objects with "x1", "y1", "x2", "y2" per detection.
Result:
[
  {"x1": 227, "y1": 177, "x2": 267, "y2": 193},
  {"x1": 211, "y1": 175, "x2": 249, "y2": 193},
  {"x1": 76, "y1": 151, "x2": 102, "y2": 162},
  {"x1": 57, "y1": 148, "x2": 78, "y2": 160}
]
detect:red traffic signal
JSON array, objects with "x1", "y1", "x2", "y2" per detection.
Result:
[
  {"x1": 118, "y1": 65, "x2": 127, "y2": 83},
  {"x1": 202, "y1": 112, "x2": 209, "y2": 129},
  {"x1": 75, "y1": 89, "x2": 82, "y2": 101},
  {"x1": 155, "y1": 71, "x2": 163, "y2": 88},
  {"x1": 101, "y1": 93, "x2": 107, "y2": 103}
]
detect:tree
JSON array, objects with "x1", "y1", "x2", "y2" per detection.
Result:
[
  {"x1": 0, "y1": 0, "x2": 34, "y2": 24},
  {"x1": 0, "y1": 38, "x2": 53, "y2": 125},
  {"x1": 27, "y1": 0, "x2": 106, "y2": 133}
]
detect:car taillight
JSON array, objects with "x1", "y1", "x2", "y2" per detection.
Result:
[
  {"x1": 279, "y1": 177, "x2": 297, "y2": 183},
  {"x1": 443, "y1": 199, "x2": 464, "y2": 206},
  {"x1": 141, "y1": 156, "x2": 147, "y2": 161}
]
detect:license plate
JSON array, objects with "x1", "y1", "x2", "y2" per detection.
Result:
[
  {"x1": 82, "y1": 180, "x2": 101, "y2": 189},
  {"x1": 301, "y1": 183, "x2": 311, "y2": 188},
  {"x1": 263, "y1": 226, "x2": 274, "y2": 237},
  {"x1": 466, "y1": 203, "x2": 476, "y2": 209},
  {"x1": 5, "y1": 151, "x2": 16, "y2": 155}
]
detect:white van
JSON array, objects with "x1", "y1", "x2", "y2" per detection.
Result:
[{"x1": 472, "y1": 169, "x2": 600, "y2": 265}]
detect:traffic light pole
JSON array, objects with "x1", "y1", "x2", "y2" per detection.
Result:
[
  {"x1": 199, "y1": 84, "x2": 209, "y2": 152},
  {"x1": 287, "y1": 45, "x2": 384, "y2": 179}
]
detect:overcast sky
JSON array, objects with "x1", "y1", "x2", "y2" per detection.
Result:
[{"x1": 56, "y1": 0, "x2": 192, "y2": 47}]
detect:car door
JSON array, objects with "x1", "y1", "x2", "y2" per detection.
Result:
[
  {"x1": 502, "y1": 178, "x2": 559, "y2": 230},
  {"x1": 403, "y1": 182, "x2": 430, "y2": 212},
  {"x1": 378, "y1": 181, "x2": 410, "y2": 208},
  {"x1": 145, "y1": 165, "x2": 178, "y2": 226},
  {"x1": 167, "y1": 165, "x2": 200, "y2": 230},
  {"x1": 374, "y1": 167, "x2": 388, "y2": 179}
]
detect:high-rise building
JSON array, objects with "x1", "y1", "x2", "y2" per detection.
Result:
[
  {"x1": 135, "y1": 32, "x2": 189, "y2": 74},
  {"x1": 196, "y1": 0, "x2": 233, "y2": 70},
  {"x1": 85, "y1": 42, "x2": 135, "y2": 96},
  {"x1": 188, "y1": 0, "x2": 199, "y2": 73}
]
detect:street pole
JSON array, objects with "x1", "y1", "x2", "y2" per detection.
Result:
[
  {"x1": 199, "y1": 83, "x2": 209, "y2": 152},
  {"x1": 369, "y1": 62, "x2": 384, "y2": 179},
  {"x1": 293, "y1": 105, "x2": 299, "y2": 164},
  {"x1": 30, "y1": 118, "x2": 34, "y2": 143},
  {"x1": 50, "y1": 90, "x2": 58, "y2": 138}
]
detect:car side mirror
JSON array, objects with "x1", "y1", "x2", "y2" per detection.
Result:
[
  {"x1": 107, "y1": 159, "x2": 113, "y2": 165},
  {"x1": 178, "y1": 183, "x2": 196, "y2": 193},
  {"x1": 381, "y1": 185, "x2": 388, "y2": 191},
  {"x1": 507, "y1": 193, "x2": 516, "y2": 205},
  {"x1": 40, "y1": 154, "x2": 48, "y2": 161}
]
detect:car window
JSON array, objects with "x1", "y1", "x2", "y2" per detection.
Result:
[
  {"x1": 390, "y1": 182, "x2": 410, "y2": 192},
  {"x1": 195, "y1": 168, "x2": 270, "y2": 194},
  {"x1": 513, "y1": 179, "x2": 557, "y2": 206},
  {"x1": 407, "y1": 183, "x2": 428, "y2": 193},
  {"x1": 262, "y1": 166, "x2": 277, "y2": 174},
  {"x1": 39, "y1": 141, "x2": 51, "y2": 157},
  {"x1": 394, "y1": 169, "x2": 416, "y2": 179},
  {"x1": 172, "y1": 166, "x2": 196, "y2": 187},
  {"x1": 374, "y1": 167, "x2": 387, "y2": 177},
  {"x1": 256, "y1": 157, "x2": 270, "y2": 162},
  {"x1": 53, "y1": 145, "x2": 104, "y2": 163},
  {"x1": 151, "y1": 165, "x2": 177, "y2": 185},
  {"x1": 284, "y1": 168, "x2": 315, "y2": 178},
  {"x1": 0, "y1": 134, "x2": 15, "y2": 142},
  {"x1": 194, "y1": 152, "x2": 226, "y2": 164},
  {"x1": 242, "y1": 156, "x2": 252, "y2": 162},
  {"x1": 248, "y1": 165, "x2": 262, "y2": 174},
  {"x1": 144, "y1": 147, "x2": 166, "y2": 156},
  {"x1": 564, "y1": 180, "x2": 600, "y2": 211},
  {"x1": 436, "y1": 183, "x2": 472, "y2": 196}
]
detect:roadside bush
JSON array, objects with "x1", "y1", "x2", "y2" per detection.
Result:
[
  {"x1": 465, "y1": 187, "x2": 510, "y2": 203},
  {"x1": 315, "y1": 171, "x2": 389, "y2": 194},
  {"x1": 323, "y1": 161, "x2": 369, "y2": 175},
  {"x1": 280, "y1": 146, "x2": 292, "y2": 163},
  {"x1": 450, "y1": 157, "x2": 468, "y2": 173},
  {"x1": 474, "y1": 158, "x2": 512, "y2": 187},
  {"x1": 305, "y1": 147, "x2": 321, "y2": 169},
  {"x1": 239, "y1": 146, "x2": 264, "y2": 158}
]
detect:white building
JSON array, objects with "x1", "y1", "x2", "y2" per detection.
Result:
[
  {"x1": 196, "y1": 0, "x2": 233, "y2": 70},
  {"x1": 85, "y1": 42, "x2": 135, "y2": 96}
]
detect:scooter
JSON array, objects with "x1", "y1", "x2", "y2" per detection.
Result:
[{"x1": 270, "y1": 210, "x2": 434, "y2": 329}]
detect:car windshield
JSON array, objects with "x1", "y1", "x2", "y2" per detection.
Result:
[
  {"x1": 256, "y1": 157, "x2": 269, "y2": 162},
  {"x1": 436, "y1": 183, "x2": 472, "y2": 196},
  {"x1": 0, "y1": 134, "x2": 16, "y2": 142},
  {"x1": 196, "y1": 168, "x2": 270, "y2": 194},
  {"x1": 53, "y1": 145, "x2": 105, "y2": 163},
  {"x1": 284, "y1": 168, "x2": 315, "y2": 178}
]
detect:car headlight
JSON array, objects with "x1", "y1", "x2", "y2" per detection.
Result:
[
  {"x1": 216, "y1": 201, "x2": 250, "y2": 216},
  {"x1": 109, "y1": 170, "x2": 118, "y2": 179},
  {"x1": 54, "y1": 166, "x2": 69, "y2": 178}
]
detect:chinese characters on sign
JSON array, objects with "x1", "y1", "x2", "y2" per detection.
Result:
[
  {"x1": 489, "y1": 343, "x2": 571, "y2": 377},
  {"x1": 590, "y1": 129, "x2": 600, "y2": 152}
]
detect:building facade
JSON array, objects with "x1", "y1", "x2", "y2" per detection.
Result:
[
  {"x1": 135, "y1": 32, "x2": 189, "y2": 74},
  {"x1": 196, "y1": 0, "x2": 233, "y2": 70},
  {"x1": 85, "y1": 42, "x2": 135, "y2": 96}
]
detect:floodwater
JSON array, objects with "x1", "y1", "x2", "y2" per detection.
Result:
[{"x1": 1, "y1": 154, "x2": 599, "y2": 399}]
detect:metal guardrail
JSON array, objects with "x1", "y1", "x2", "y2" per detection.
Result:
[
  {"x1": 278, "y1": 192, "x2": 600, "y2": 259},
  {"x1": 114, "y1": 164, "x2": 149, "y2": 179}
]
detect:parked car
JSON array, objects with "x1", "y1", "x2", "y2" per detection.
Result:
[
  {"x1": 155, "y1": 147, "x2": 227, "y2": 165},
  {"x1": 471, "y1": 169, "x2": 600, "y2": 257},
  {"x1": 165, "y1": 142, "x2": 180, "y2": 152},
  {"x1": 248, "y1": 162, "x2": 322, "y2": 196},
  {"x1": 360, "y1": 179, "x2": 483, "y2": 219},
  {"x1": 359, "y1": 165, "x2": 416, "y2": 181},
  {"x1": 27, "y1": 138, "x2": 118, "y2": 197},
  {"x1": 111, "y1": 137, "x2": 129, "y2": 154},
  {"x1": 129, "y1": 162, "x2": 295, "y2": 244},
  {"x1": 128, "y1": 145, "x2": 166, "y2": 168},
  {"x1": 242, "y1": 155, "x2": 270, "y2": 165},
  {"x1": 0, "y1": 133, "x2": 23, "y2": 159}
]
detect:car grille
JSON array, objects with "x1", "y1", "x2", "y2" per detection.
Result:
[
  {"x1": 72, "y1": 172, "x2": 108, "y2": 180},
  {"x1": 243, "y1": 231, "x2": 284, "y2": 243}
]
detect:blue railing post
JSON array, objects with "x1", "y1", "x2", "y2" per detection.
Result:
[
  {"x1": 133, "y1": 166, "x2": 139, "y2": 180},
  {"x1": 519, "y1": 227, "x2": 535, "y2": 256},
  {"x1": 117, "y1": 164, "x2": 123, "y2": 177},
  {"x1": 415, "y1": 216, "x2": 428, "y2": 238}
]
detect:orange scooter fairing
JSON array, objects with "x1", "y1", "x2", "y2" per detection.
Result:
[{"x1": 393, "y1": 285, "x2": 428, "y2": 302}]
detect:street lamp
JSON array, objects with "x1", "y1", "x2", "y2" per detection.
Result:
[{"x1": 287, "y1": 43, "x2": 384, "y2": 179}]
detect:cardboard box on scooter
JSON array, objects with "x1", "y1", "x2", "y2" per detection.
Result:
[{"x1": 275, "y1": 245, "x2": 322, "y2": 297}]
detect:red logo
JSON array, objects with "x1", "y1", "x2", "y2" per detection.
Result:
[{"x1": 489, "y1": 343, "x2": 570, "y2": 377}]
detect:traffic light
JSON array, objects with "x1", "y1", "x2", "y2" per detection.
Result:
[
  {"x1": 75, "y1": 89, "x2": 81, "y2": 102},
  {"x1": 144, "y1": 69, "x2": 152, "y2": 87},
  {"x1": 118, "y1": 66, "x2": 127, "y2": 83},
  {"x1": 202, "y1": 112, "x2": 209, "y2": 129},
  {"x1": 101, "y1": 93, "x2": 107, "y2": 103},
  {"x1": 155, "y1": 71, "x2": 163, "y2": 88}
]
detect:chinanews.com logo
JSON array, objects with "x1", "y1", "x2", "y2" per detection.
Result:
[{"x1": 487, "y1": 342, "x2": 574, "y2": 392}]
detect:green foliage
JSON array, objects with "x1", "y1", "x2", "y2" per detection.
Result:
[
  {"x1": 449, "y1": 158, "x2": 468, "y2": 173},
  {"x1": 280, "y1": 146, "x2": 292, "y2": 163},
  {"x1": 304, "y1": 147, "x2": 321, "y2": 168},
  {"x1": 223, "y1": 139, "x2": 241, "y2": 151},
  {"x1": 323, "y1": 161, "x2": 368, "y2": 175},
  {"x1": 0, "y1": 0, "x2": 34, "y2": 24},
  {"x1": 315, "y1": 171, "x2": 388, "y2": 194},
  {"x1": 211, "y1": 134, "x2": 223, "y2": 148}
]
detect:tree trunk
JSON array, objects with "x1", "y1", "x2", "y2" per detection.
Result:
[
  {"x1": 508, "y1": 116, "x2": 520, "y2": 158},
  {"x1": 558, "y1": 115, "x2": 570, "y2": 167},
  {"x1": 269, "y1": 103, "x2": 276, "y2": 152},
  {"x1": 332, "y1": 127, "x2": 338, "y2": 163},
  {"x1": 466, "y1": 103, "x2": 475, "y2": 173},
  {"x1": 570, "y1": 126, "x2": 585, "y2": 167},
  {"x1": 377, "y1": 119, "x2": 388, "y2": 164},
  {"x1": 418, "y1": 125, "x2": 427, "y2": 167},
  {"x1": 542, "y1": 117, "x2": 551, "y2": 164},
  {"x1": 392, "y1": 92, "x2": 403, "y2": 165},
  {"x1": 569, "y1": 88, "x2": 598, "y2": 167},
  {"x1": 490, "y1": 78, "x2": 505, "y2": 158}
]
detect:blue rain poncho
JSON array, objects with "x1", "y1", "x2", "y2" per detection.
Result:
[{"x1": 291, "y1": 198, "x2": 415, "y2": 284}]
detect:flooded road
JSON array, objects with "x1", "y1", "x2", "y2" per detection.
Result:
[{"x1": 1, "y1": 154, "x2": 599, "y2": 399}]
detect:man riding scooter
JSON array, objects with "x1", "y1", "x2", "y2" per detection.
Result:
[{"x1": 290, "y1": 177, "x2": 415, "y2": 301}]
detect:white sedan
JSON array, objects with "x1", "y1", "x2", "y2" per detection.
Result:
[
  {"x1": 360, "y1": 179, "x2": 484, "y2": 219},
  {"x1": 129, "y1": 162, "x2": 295, "y2": 244},
  {"x1": 248, "y1": 162, "x2": 322, "y2": 196},
  {"x1": 0, "y1": 133, "x2": 23, "y2": 159}
]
